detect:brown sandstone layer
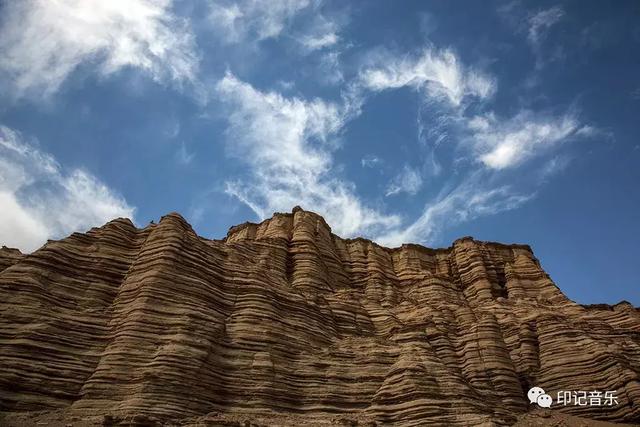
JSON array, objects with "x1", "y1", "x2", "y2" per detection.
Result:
[
  {"x1": 0, "y1": 246, "x2": 23, "y2": 272},
  {"x1": 0, "y1": 208, "x2": 638, "y2": 426}
]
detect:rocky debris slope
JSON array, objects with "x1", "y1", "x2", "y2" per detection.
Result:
[{"x1": 0, "y1": 207, "x2": 638, "y2": 426}]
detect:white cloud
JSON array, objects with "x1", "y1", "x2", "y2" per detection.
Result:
[
  {"x1": 361, "y1": 155, "x2": 382, "y2": 168},
  {"x1": 0, "y1": 0, "x2": 198, "y2": 98},
  {"x1": 354, "y1": 42, "x2": 592, "y2": 247},
  {"x1": 208, "y1": 0, "x2": 344, "y2": 54},
  {"x1": 296, "y1": 7, "x2": 346, "y2": 86},
  {"x1": 468, "y1": 111, "x2": 583, "y2": 170},
  {"x1": 385, "y1": 166, "x2": 423, "y2": 197},
  {"x1": 376, "y1": 177, "x2": 534, "y2": 247},
  {"x1": 318, "y1": 51, "x2": 345, "y2": 85},
  {"x1": 297, "y1": 11, "x2": 342, "y2": 52},
  {"x1": 0, "y1": 126, "x2": 135, "y2": 252},
  {"x1": 359, "y1": 47, "x2": 496, "y2": 107},
  {"x1": 214, "y1": 70, "x2": 544, "y2": 249},
  {"x1": 199, "y1": 31, "x2": 591, "y2": 250},
  {"x1": 527, "y1": 6, "x2": 564, "y2": 68},
  {"x1": 300, "y1": 32, "x2": 339, "y2": 51},
  {"x1": 176, "y1": 141, "x2": 194, "y2": 165},
  {"x1": 370, "y1": 107, "x2": 587, "y2": 246},
  {"x1": 416, "y1": 106, "x2": 447, "y2": 176},
  {"x1": 0, "y1": 192, "x2": 50, "y2": 254},
  {"x1": 528, "y1": 6, "x2": 564, "y2": 46},
  {"x1": 215, "y1": 72, "x2": 401, "y2": 237},
  {"x1": 208, "y1": 0, "x2": 345, "y2": 87},
  {"x1": 539, "y1": 155, "x2": 571, "y2": 181},
  {"x1": 209, "y1": 0, "x2": 312, "y2": 43}
]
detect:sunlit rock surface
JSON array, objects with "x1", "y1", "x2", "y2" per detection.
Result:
[{"x1": 0, "y1": 208, "x2": 638, "y2": 426}]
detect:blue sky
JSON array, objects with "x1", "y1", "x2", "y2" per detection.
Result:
[{"x1": 0, "y1": 0, "x2": 638, "y2": 305}]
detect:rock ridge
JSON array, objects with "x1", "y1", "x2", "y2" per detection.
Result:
[{"x1": 0, "y1": 207, "x2": 638, "y2": 426}]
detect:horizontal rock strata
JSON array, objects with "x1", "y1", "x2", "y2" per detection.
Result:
[
  {"x1": 0, "y1": 246, "x2": 23, "y2": 272},
  {"x1": 0, "y1": 208, "x2": 638, "y2": 426}
]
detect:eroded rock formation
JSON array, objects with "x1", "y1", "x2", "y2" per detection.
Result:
[{"x1": 0, "y1": 208, "x2": 638, "y2": 426}]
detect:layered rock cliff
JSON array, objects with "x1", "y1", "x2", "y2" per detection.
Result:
[{"x1": 0, "y1": 208, "x2": 638, "y2": 426}]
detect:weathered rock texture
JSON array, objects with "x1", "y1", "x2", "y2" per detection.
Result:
[
  {"x1": 0, "y1": 208, "x2": 638, "y2": 426},
  {"x1": 0, "y1": 246, "x2": 23, "y2": 272}
]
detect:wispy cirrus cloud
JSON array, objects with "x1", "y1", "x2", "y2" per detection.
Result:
[
  {"x1": 389, "y1": 106, "x2": 589, "y2": 245},
  {"x1": 175, "y1": 141, "x2": 195, "y2": 165},
  {"x1": 528, "y1": 6, "x2": 565, "y2": 46},
  {"x1": 361, "y1": 155, "x2": 382, "y2": 168},
  {"x1": 297, "y1": 10, "x2": 343, "y2": 52},
  {"x1": 207, "y1": 0, "x2": 347, "y2": 87},
  {"x1": 498, "y1": 3, "x2": 565, "y2": 70},
  {"x1": 0, "y1": 0, "x2": 198, "y2": 99},
  {"x1": 206, "y1": 0, "x2": 348, "y2": 89},
  {"x1": 359, "y1": 46, "x2": 496, "y2": 107},
  {"x1": 377, "y1": 176, "x2": 534, "y2": 247},
  {"x1": 208, "y1": 0, "x2": 312, "y2": 43},
  {"x1": 208, "y1": 0, "x2": 344, "y2": 53},
  {"x1": 215, "y1": 72, "x2": 401, "y2": 237},
  {"x1": 0, "y1": 126, "x2": 135, "y2": 252},
  {"x1": 385, "y1": 166, "x2": 423, "y2": 197},
  {"x1": 527, "y1": 6, "x2": 565, "y2": 68},
  {"x1": 467, "y1": 111, "x2": 584, "y2": 170},
  {"x1": 300, "y1": 32, "x2": 339, "y2": 51},
  {"x1": 298, "y1": 8, "x2": 348, "y2": 86},
  {"x1": 211, "y1": 40, "x2": 593, "y2": 247},
  {"x1": 538, "y1": 155, "x2": 572, "y2": 182},
  {"x1": 354, "y1": 44, "x2": 591, "y2": 246}
]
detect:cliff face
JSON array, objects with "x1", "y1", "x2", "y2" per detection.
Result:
[{"x1": 0, "y1": 208, "x2": 638, "y2": 426}]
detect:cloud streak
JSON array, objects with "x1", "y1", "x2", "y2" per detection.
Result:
[
  {"x1": 354, "y1": 44, "x2": 589, "y2": 246},
  {"x1": 0, "y1": 0, "x2": 198, "y2": 98},
  {"x1": 215, "y1": 72, "x2": 401, "y2": 237},
  {"x1": 300, "y1": 32, "x2": 339, "y2": 51},
  {"x1": 468, "y1": 111, "x2": 583, "y2": 170},
  {"x1": 0, "y1": 126, "x2": 135, "y2": 252},
  {"x1": 527, "y1": 6, "x2": 565, "y2": 69},
  {"x1": 385, "y1": 166, "x2": 423, "y2": 197},
  {"x1": 212, "y1": 38, "x2": 592, "y2": 248},
  {"x1": 377, "y1": 176, "x2": 535, "y2": 247},
  {"x1": 359, "y1": 47, "x2": 496, "y2": 107},
  {"x1": 208, "y1": 0, "x2": 312, "y2": 43},
  {"x1": 528, "y1": 6, "x2": 565, "y2": 46}
]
